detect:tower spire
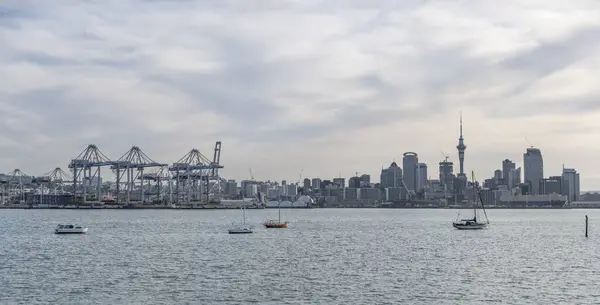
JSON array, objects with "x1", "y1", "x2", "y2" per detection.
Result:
[
  {"x1": 456, "y1": 112, "x2": 467, "y2": 176},
  {"x1": 460, "y1": 111, "x2": 463, "y2": 138}
]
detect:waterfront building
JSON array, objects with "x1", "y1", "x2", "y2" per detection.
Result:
[
  {"x1": 402, "y1": 152, "x2": 418, "y2": 192},
  {"x1": 380, "y1": 162, "x2": 403, "y2": 189},
  {"x1": 416, "y1": 163, "x2": 428, "y2": 192},
  {"x1": 524, "y1": 147, "x2": 543, "y2": 195},
  {"x1": 562, "y1": 167, "x2": 580, "y2": 202}
]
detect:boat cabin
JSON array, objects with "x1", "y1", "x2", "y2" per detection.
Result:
[{"x1": 57, "y1": 224, "x2": 84, "y2": 229}]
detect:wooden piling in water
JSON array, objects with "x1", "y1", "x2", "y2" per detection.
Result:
[{"x1": 585, "y1": 215, "x2": 588, "y2": 238}]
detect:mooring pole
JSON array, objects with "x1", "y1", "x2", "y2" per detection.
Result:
[{"x1": 585, "y1": 215, "x2": 588, "y2": 238}]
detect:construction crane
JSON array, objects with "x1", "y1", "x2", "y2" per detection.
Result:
[
  {"x1": 440, "y1": 150, "x2": 450, "y2": 162},
  {"x1": 525, "y1": 137, "x2": 534, "y2": 148}
]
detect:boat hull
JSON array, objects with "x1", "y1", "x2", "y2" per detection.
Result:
[
  {"x1": 228, "y1": 230, "x2": 253, "y2": 234},
  {"x1": 55, "y1": 228, "x2": 88, "y2": 234},
  {"x1": 452, "y1": 222, "x2": 487, "y2": 230},
  {"x1": 264, "y1": 223, "x2": 288, "y2": 228}
]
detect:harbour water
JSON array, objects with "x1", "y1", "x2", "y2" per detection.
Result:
[{"x1": 1, "y1": 209, "x2": 599, "y2": 304}]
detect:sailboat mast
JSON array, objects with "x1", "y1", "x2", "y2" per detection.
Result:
[
  {"x1": 278, "y1": 202, "x2": 281, "y2": 222},
  {"x1": 243, "y1": 207, "x2": 246, "y2": 224},
  {"x1": 471, "y1": 171, "x2": 477, "y2": 222}
]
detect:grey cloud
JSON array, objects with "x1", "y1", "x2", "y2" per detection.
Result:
[
  {"x1": 485, "y1": 94, "x2": 600, "y2": 119},
  {"x1": 502, "y1": 27, "x2": 600, "y2": 77},
  {"x1": 2, "y1": 0, "x2": 600, "y2": 183},
  {"x1": 11, "y1": 52, "x2": 76, "y2": 66}
]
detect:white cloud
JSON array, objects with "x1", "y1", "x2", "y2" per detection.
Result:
[{"x1": 1, "y1": 0, "x2": 600, "y2": 189}]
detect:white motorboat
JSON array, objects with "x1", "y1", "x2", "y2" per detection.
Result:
[
  {"x1": 55, "y1": 224, "x2": 88, "y2": 234},
  {"x1": 228, "y1": 207, "x2": 253, "y2": 234}
]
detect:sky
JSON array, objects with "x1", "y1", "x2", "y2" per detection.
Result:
[{"x1": 1, "y1": 1, "x2": 600, "y2": 190}]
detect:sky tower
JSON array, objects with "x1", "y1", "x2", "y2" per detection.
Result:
[{"x1": 456, "y1": 113, "x2": 466, "y2": 176}]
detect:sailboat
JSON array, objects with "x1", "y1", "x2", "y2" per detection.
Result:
[
  {"x1": 452, "y1": 171, "x2": 490, "y2": 230},
  {"x1": 263, "y1": 201, "x2": 288, "y2": 228},
  {"x1": 228, "y1": 207, "x2": 253, "y2": 234}
]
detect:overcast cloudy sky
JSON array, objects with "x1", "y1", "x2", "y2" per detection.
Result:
[{"x1": 1, "y1": 0, "x2": 600, "y2": 189}]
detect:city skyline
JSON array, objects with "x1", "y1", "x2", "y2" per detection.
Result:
[{"x1": 1, "y1": 2, "x2": 599, "y2": 190}]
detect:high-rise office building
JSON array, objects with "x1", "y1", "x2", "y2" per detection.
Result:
[
  {"x1": 507, "y1": 167, "x2": 521, "y2": 190},
  {"x1": 502, "y1": 159, "x2": 516, "y2": 185},
  {"x1": 402, "y1": 152, "x2": 418, "y2": 192},
  {"x1": 416, "y1": 163, "x2": 428, "y2": 191},
  {"x1": 380, "y1": 162, "x2": 403, "y2": 189},
  {"x1": 562, "y1": 167, "x2": 580, "y2": 202},
  {"x1": 303, "y1": 178, "x2": 311, "y2": 190},
  {"x1": 311, "y1": 178, "x2": 321, "y2": 190},
  {"x1": 438, "y1": 160, "x2": 454, "y2": 193},
  {"x1": 524, "y1": 148, "x2": 543, "y2": 195}
]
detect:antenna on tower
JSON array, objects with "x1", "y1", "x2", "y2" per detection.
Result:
[
  {"x1": 525, "y1": 137, "x2": 534, "y2": 148},
  {"x1": 459, "y1": 111, "x2": 463, "y2": 136}
]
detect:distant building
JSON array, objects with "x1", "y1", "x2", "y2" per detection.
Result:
[
  {"x1": 333, "y1": 178, "x2": 345, "y2": 188},
  {"x1": 562, "y1": 168, "x2": 580, "y2": 202},
  {"x1": 359, "y1": 188, "x2": 380, "y2": 200},
  {"x1": 303, "y1": 178, "x2": 310, "y2": 190},
  {"x1": 454, "y1": 175, "x2": 468, "y2": 197},
  {"x1": 507, "y1": 167, "x2": 521, "y2": 190},
  {"x1": 402, "y1": 152, "x2": 418, "y2": 192},
  {"x1": 224, "y1": 180, "x2": 238, "y2": 199},
  {"x1": 493, "y1": 169, "x2": 502, "y2": 185},
  {"x1": 286, "y1": 184, "x2": 298, "y2": 196},
  {"x1": 343, "y1": 188, "x2": 358, "y2": 200},
  {"x1": 311, "y1": 178, "x2": 321, "y2": 190},
  {"x1": 416, "y1": 163, "x2": 428, "y2": 191},
  {"x1": 540, "y1": 176, "x2": 562, "y2": 195},
  {"x1": 502, "y1": 159, "x2": 516, "y2": 185},
  {"x1": 524, "y1": 148, "x2": 543, "y2": 195},
  {"x1": 380, "y1": 162, "x2": 403, "y2": 189},
  {"x1": 384, "y1": 187, "x2": 403, "y2": 201},
  {"x1": 360, "y1": 174, "x2": 371, "y2": 187},
  {"x1": 348, "y1": 176, "x2": 359, "y2": 188},
  {"x1": 438, "y1": 160, "x2": 454, "y2": 194}
]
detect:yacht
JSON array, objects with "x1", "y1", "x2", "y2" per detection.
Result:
[
  {"x1": 228, "y1": 207, "x2": 253, "y2": 234},
  {"x1": 55, "y1": 224, "x2": 88, "y2": 234},
  {"x1": 452, "y1": 171, "x2": 490, "y2": 230}
]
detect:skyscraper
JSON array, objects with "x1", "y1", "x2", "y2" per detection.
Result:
[
  {"x1": 438, "y1": 160, "x2": 454, "y2": 191},
  {"x1": 402, "y1": 152, "x2": 418, "y2": 192},
  {"x1": 415, "y1": 163, "x2": 428, "y2": 191},
  {"x1": 507, "y1": 167, "x2": 521, "y2": 190},
  {"x1": 380, "y1": 162, "x2": 403, "y2": 189},
  {"x1": 502, "y1": 159, "x2": 516, "y2": 185},
  {"x1": 456, "y1": 113, "x2": 466, "y2": 177},
  {"x1": 523, "y1": 148, "x2": 543, "y2": 195},
  {"x1": 561, "y1": 167, "x2": 580, "y2": 202}
]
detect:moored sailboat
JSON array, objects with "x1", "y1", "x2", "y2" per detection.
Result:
[
  {"x1": 264, "y1": 201, "x2": 288, "y2": 228},
  {"x1": 229, "y1": 207, "x2": 253, "y2": 234},
  {"x1": 452, "y1": 171, "x2": 490, "y2": 230}
]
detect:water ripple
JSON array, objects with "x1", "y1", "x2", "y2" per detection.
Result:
[{"x1": 0, "y1": 209, "x2": 599, "y2": 304}]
